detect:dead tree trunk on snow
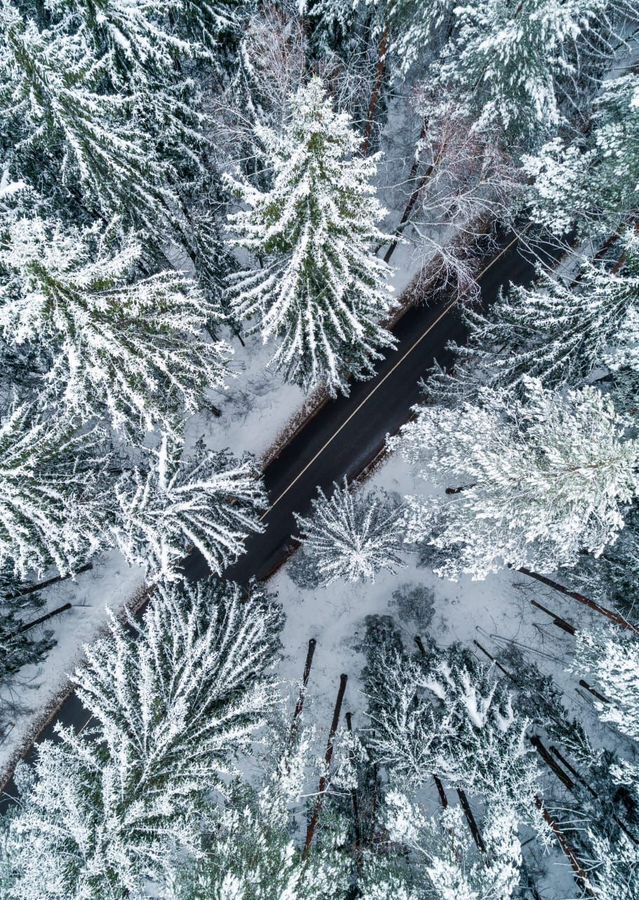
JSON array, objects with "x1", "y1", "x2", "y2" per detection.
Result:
[
  {"x1": 535, "y1": 796, "x2": 594, "y2": 896},
  {"x1": 578, "y1": 679, "x2": 609, "y2": 705},
  {"x1": 531, "y1": 735, "x2": 575, "y2": 792},
  {"x1": 290, "y1": 638, "x2": 317, "y2": 738},
  {"x1": 433, "y1": 774, "x2": 448, "y2": 808},
  {"x1": 445, "y1": 483, "x2": 476, "y2": 495},
  {"x1": 345, "y1": 712, "x2": 363, "y2": 859},
  {"x1": 472, "y1": 639, "x2": 517, "y2": 682},
  {"x1": 303, "y1": 673, "x2": 348, "y2": 858},
  {"x1": 530, "y1": 599, "x2": 576, "y2": 636},
  {"x1": 7, "y1": 563, "x2": 93, "y2": 599},
  {"x1": 18, "y1": 602, "x2": 72, "y2": 633},
  {"x1": 455, "y1": 788, "x2": 485, "y2": 852},
  {"x1": 518, "y1": 568, "x2": 639, "y2": 636}
]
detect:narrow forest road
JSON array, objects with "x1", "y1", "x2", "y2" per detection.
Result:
[{"x1": 0, "y1": 229, "x2": 555, "y2": 806}]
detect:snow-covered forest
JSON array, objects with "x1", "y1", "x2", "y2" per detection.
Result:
[{"x1": 0, "y1": 0, "x2": 639, "y2": 897}]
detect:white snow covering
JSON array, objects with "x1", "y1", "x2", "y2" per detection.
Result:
[{"x1": 0, "y1": 86, "x2": 618, "y2": 900}]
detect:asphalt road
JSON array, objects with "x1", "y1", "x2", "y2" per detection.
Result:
[{"x1": 0, "y1": 229, "x2": 550, "y2": 807}]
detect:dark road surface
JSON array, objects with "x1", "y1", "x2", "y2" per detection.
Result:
[{"x1": 0, "y1": 230, "x2": 551, "y2": 806}]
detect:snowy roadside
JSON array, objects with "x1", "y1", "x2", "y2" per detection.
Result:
[
  {"x1": 0, "y1": 553, "x2": 146, "y2": 781},
  {"x1": 0, "y1": 208, "x2": 433, "y2": 787}
]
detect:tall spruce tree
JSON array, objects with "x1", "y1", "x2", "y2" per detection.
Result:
[
  {"x1": 0, "y1": 405, "x2": 109, "y2": 579},
  {"x1": 587, "y1": 830, "x2": 639, "y2": 900},
  {"x1": 113, "y1": 436, "x2": 266, "y2": 581},
  {"x1": 0, "y1": 0, "x2": 233, "y2": 302},
  {"x1": 571, "y1": 628, "x2": 639, "y2": 895},
  {"x1": 573, "y1": 628, "x2": 639, "y2": 743},
  {"x1": 0, "y1": 215, "x2": 231, "y2": 438},
  {"x1": 367, "y1": 643, "x2": 541, "y2": 826},
  {"x1": 434, "y1": 0, "x2": 606, "y2": 143},
  {"x1": 227, "y1": 77, "x2": 396, "y2": 395},
  {"x1": 293, "y1": 480, "x2": 405, "y2": 585},
  {"x1": 525, "y1": 73, "x2": 639, "y2": 237},
  {"x1": 360, "y1": 0, "x2": 456, "y2": 75},
  {"x1": 0, "y1": 577, "x2": 282, "y2": 899},
  {"x1": 393, "y1": 379, "x2": 639, "y2": 579},
  {"x1": 361, "y1": 795, "x2": 523, "y2": 900},
  {"x1": 0, "y1": 2, "x2": 174, "y2": 230},
  {"x1": 173, "y1": 735, "x2": 351, "y2": 898},
  {"x1": 449, "y1": 231, "x2": 639, "y2": 394}
]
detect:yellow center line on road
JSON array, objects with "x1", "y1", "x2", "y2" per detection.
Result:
[{"x1": 259, "y1": 231, "x2": 524, "y2": 522}]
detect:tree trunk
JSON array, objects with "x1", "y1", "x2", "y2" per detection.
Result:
[
  {"x1": 414, "y1": 634, "x2": 427, "y2": 656},
  {"x1": 549, "y1": 746, "x2": 594, "y2": 796},
  {"x1": 457, "y1": 788, "x2": 486, "y2": 852},
  {"x1": 433, "y1": 774, "x2": 448, "y2": 808},
  {"x1": 578, "y1": 679, "x2": 609, "y2": 705},
  {"x1": 291, "y1": 638, "x2": 317, "y2": 737},
  {"x1": 303, "y1": 673, "x2": 348, "y2": 858},
  {"x1": 472, "y1": 639, "x2": 516, "y2": 682},
  {"x1": 18, "y1": 602, "x2": 72, "y2": 633},
  {"x1": 535, "y1": 797, "x2": 593, "y2": 895},
  {"x1": 531, "y1": 736, "x2": 575, "y2": 791},
  {"x1": 518, "y1": 568, "x2": 639, "y2": 635},
  {"x1": 345, "y1": 712, "x2": 363, "y2": 857},
  {"x1": 361, "y1": 27, "x2": 389, "y2": 156},
  {"x1": 8, "y1": 564, "x2": 93, "y2": 600},
  {"x1": 382, "y1": 119, "x2": 432, "y2": 264},
  {"x1": 530, "y1": 599, "x2": 576, "y2": 636},
  {"x1": 445, "y1": 483, "x2": 476, "y2": 495}
]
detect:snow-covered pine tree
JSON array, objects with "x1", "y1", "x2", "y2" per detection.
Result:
[
  {"x1": 227, "y1": 77, "x2": 396, "y2": 396},
  {"x1": 224, "y1": 5, "x2": 305, "y2": 189},
  {"x1": 305, "y1": 0, "x2": 359, "y2": 56},
  {"x1": 293, "y1": 479, "x2": 405, "y2": 586},
  {"x1": 173, "y1": 732, "x2": 351, "y2": 898},
  {"x1": 524, "y1": 72, "x2": 639, "y2": 238},
  {"x1": 367, "y1": 644, "x2": 541, "y2": 824},
  {"x1": 0, "y1": 404, "x2": 109, "y2": 579},
  {"x1": 1, "y1": 576, "x2": 282, "y2": 898},
  {"x1": 0, "y1": 2, "x2": 174, "y2": 233},
  {"x1": 560, "y1": 504, "x2": 639, "y2": 625},
  {"x1": 451, "y1": 230, "x2": 639, "y2": 393},
  {"x1": 177, "y1": 0, "x2": 250, "y2": 57},
  {"x1": 492, "y1": 642, "x2": 639, "y2": 862},
  {"x1": 10, "y1": 0, "x2": 195, "y2": 76},
  {"x1": 57, "y1": 0, "x2": 237, "y2": 304},
  {"x1": 360, "y1": 0, "x2": 456, "y2": 76},
  {"x1": 0, "y1": 216, "x2": 231, "y2": 438},
  {"x1": 573, "y1": 628, "x2": 639, "y2": 744},
  {"x1": 66, "y1": 0, "x2": 189, "y2": 79},
  {"x1": 361, "y1": 793, "x2": 522, "y2": 900},
  {"x1": 586, "y1": 829, "x2": 639, "y2": 900},
  {"x1": 571, "y1": 625, "x2": 639, "y2": 857},
  {"x1": 392, "y1": 378, "x2": 639, "y2": 579},
  {"x1": 113, "y1": 436, "x2": 266, "y2": 581},
  {"x1": 438, "y1": 0, "x2": 607, "y2": 144}
]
